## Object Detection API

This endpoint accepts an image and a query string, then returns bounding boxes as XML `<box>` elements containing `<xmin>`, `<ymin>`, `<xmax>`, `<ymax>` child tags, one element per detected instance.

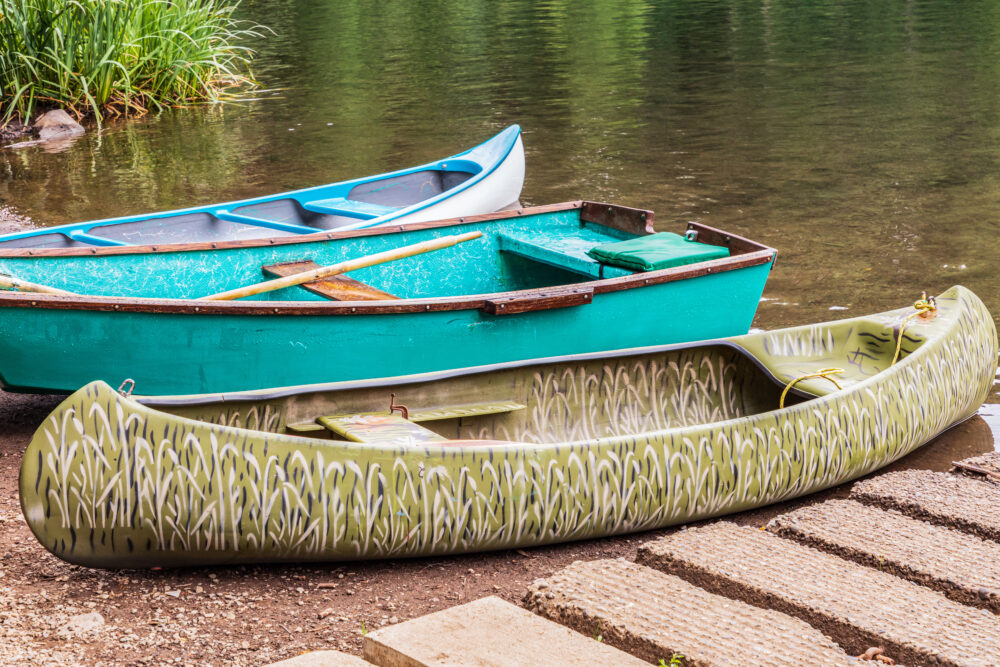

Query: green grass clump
<box><xmin>0</xmin><ymin>0</ymin><xmax>264</xmax><ymax>124</ymax></box>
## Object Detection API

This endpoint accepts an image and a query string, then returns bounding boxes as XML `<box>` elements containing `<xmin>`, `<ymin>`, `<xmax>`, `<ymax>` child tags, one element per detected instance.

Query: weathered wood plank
<box><xmin>263</xmin><ymin>261</ymin><xmax>399</xmax><ymax>301</ymax></box>
<box><xmin>316</xmin><ymin>413</ymin><xmax>446</xmax><ymax>444</ymax></box>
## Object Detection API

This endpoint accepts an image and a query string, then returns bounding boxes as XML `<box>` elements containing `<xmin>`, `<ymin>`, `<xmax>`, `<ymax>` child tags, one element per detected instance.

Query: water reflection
<box><xmin>2</xmin><ymin>0</ymin><xmax>1000</xmax><ymax>335</ymax></box>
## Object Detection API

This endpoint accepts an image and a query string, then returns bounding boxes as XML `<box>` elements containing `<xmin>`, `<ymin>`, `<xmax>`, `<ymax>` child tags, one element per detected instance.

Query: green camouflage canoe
<box><xmin>20</xmin><ymin>286</ymin><xmax>997</xmax><ymax>568</ymax></box>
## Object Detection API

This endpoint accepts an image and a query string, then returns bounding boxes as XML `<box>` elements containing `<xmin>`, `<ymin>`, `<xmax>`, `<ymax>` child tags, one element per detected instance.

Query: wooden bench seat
<box><xmin>316</xmin><ymin>413</ymin><xmax>446</xmax><ymax>444</ymax></box>
<box><xmin>288</xmin><ymin>400</ymin><xmax>525</xmax><ymax>438</ymax></box>
<box><xmin>262</xmin><ymin>261</ymin><xmax>399</xmax><ymax>301</ymax></box>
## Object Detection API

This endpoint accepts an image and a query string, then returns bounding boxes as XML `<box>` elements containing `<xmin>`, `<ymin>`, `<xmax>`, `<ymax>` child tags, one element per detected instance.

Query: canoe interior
<box><xmin>0</xmin><ymin>171</ymin><xmax>476</xmax><ymax>249</ymax></box>
<box><xmin>0</xmin><ymin>207</ymin><xmax>719</xmax><ymax>300</ymax></box>
<box><xmin>155</xmin><ymin>304</ymin><xmax>938</xmax><ymax>443</ymax></box>
<box><xmin>161</xmin><ymin>326</ymin><xmax>926</xmax><ymax>444</ymax></box>
<box><xmin>0</xmin><ymin>124</ymin><xmax>521</xmax><ymax>250</ymax></box>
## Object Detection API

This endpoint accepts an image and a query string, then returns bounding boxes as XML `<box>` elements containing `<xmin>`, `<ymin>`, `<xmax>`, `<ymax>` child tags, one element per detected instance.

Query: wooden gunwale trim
<box><xmin>0</xmin><ymin>246</ymin><xmax>776</xmax><ymax>316</ymax></box>
<box><xmin>685</xmin><ymin>221</ymin><xmax>771</xmax><ymax>256</ymax></box>
<box><xmin>0</xmin><ymin>201</ymin><xmax>587</xmax><ymax>258</ymax></box>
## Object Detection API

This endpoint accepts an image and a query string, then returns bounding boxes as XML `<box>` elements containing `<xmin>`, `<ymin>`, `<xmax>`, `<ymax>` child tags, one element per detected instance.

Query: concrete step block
<box><xmin>769</xmin><ymin>498</ymin><xmax>1000</xmax><ymax>613</ymax></box>
<box><xmin>363</xmin><ymin>595</ymin><xmax>646</xmax><ymax>666</ymax></box>
<box><xmin>638</xmin><ymin>521</ymin><xmax>1000</xmax><ymax>666</ymax></box>
<box><xmin>851</xmin><ymin>470</ymin><xmax>1000</xmax><ymax>542</ymax></box>
<box><xmin>525</xmin><ymin>557</ymin><xmax>855</xmax><ymax>666</ymax></box>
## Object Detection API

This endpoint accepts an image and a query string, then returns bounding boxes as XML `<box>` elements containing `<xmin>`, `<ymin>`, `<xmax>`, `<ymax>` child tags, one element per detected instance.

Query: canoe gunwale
<box><xmin>133</xmin><ymin>286</ymin><xmax>993</xmax><ymax>447</ymax></box>
<box><xmin>0</xmin><ymin>125</ymin><xmax>524</xmax><ymax>250</ymax></box>
<box><xmin>135</xmin><ymin>338</ymin><xmax>811</xmax><ymax>408</ymax></box>
<box><xmin>0</xmin><ymin>198</ymin><xmax>575</xmax><ymax>260</ymax></box>
<box><xmin>0</xmin><ymin>204</ymin><xmax>777</xmax><ymax>317</ymax></box>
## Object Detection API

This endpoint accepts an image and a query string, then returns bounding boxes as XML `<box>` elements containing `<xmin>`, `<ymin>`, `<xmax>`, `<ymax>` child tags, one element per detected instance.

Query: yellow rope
<box><xmin>890</xmin><ymin>293</ymin><xmax>937</xmax><ymax>366</ymax></box>
<box><xmin>779</xmin><ymin>368</ymin><xmax>844</xmax><ymax>409</ymax></box>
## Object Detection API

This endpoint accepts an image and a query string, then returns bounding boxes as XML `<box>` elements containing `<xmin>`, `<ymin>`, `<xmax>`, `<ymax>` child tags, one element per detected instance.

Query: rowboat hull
<box><xmin>19</xmin><ymin>286</ymin><xmax>996</xmax><ymax>568</ymax></box>
<box><xmin>0</xmin><ymin>126</ymin><xmax>524</xmax><ymax>249</ymax></box>
<box><xmin>0</xmin><ymin>202</ymin><xmax>775</xmax><ymax>394</ymax></box>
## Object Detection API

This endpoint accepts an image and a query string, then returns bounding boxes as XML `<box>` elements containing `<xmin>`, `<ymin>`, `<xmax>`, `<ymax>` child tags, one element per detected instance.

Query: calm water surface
<box><xmin>1</xmin><ymin>0</ymin><xmax>999</xmax><ymax>442</ymax></box>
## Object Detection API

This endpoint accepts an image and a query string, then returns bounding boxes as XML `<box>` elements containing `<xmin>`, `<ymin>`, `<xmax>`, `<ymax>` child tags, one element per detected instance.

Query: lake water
<box><xmin>1</xmin><ymin>0</ymin><xmax>999</xmax><ymax>446</ymax></box>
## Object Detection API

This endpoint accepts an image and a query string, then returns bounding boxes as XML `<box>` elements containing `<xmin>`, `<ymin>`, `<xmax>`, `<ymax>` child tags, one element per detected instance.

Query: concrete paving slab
<box><xmin>524</xmin><ymin>558</ymin><xmax>854</xmax><ymax>666</ymax></box>
<box><xmin>851</xmin><ymin>470</ymin><xmax>1000</xmax><ymax>542</ymax></box>
<box><xmin>638</xmin><ymin>521</ymin><xmax>1000</xmax><ymax>667</ymax></box>
<box><xmin>952</xmin><ymin>451</ymin><xmax>1000</xmax><ymax>480</ymax></box>
<box><xmin>769</xmin><ymin>499</ymin><xmax>1000</xmax><ymax>613</ymax></box>
<box><xmin>267</xmin><ymin>650</ymin><xmax>374</xmax><ymax>666</ymax></box>
<box><xmin>363</xmin><ymin>595</ymin><xmax>646</xmax><ymax>667</ymax></box>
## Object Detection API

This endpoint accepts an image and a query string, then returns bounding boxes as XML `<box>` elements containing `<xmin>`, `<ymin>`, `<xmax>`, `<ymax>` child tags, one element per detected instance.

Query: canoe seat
<box><xmin>262</xmin><ymin>261</ymin><xmax>399</xmax><ymax>301</ymax></box>
<box><xmin>302</xmin><ymin>198</ymin><xmax>398</xmax><ymax>220</ymax></box>
<box><xmin>287</xmin><ymin>400</ymin><xmax>524</xmax><ymax>435</ymax></box>
<box><xmin>316</xmin><ymin>413</ymin><xmax>447</xmax><ymax>444</ymax></box>
<box><xmin>497</xmin><ymin>230</ymin><xmax>634</xmax><ymax>279</ymax></box>
<box><xmin>407</xmin><ymin>400</ymin><xmax>526</xmax><ymax>422</ymax></box>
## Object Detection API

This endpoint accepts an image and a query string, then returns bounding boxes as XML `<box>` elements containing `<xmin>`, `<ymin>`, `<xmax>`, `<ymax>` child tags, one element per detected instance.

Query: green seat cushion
<box><xmin>586</xmin><ymin>232</ymin><xmax>730</xmax><ymax>271</ymax></box>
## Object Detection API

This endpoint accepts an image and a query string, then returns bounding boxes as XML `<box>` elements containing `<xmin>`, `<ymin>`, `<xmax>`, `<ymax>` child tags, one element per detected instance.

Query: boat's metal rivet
<box><xmin>91</xmin><ymin>249</ymin><xmax>97</xmax><ymax>254</ymax></box>
<box><xmin>274</xmin><ymin>307</ymin><xmax>280</xmax><ymax>313</ymax></box>
<box><xmin>211</xmin><ymin>243</ymin><xmax>217</xmax><ymax>248</ymax></box>
<box><xmin>517</xmin><ymin>210</ymin><xmax>522</xmax><ymax>215</ymax></box>
<box><xmin>459</xmin><ymin>218</ymin><xmax>464</xmax><ymax>223</ymax></box>
<box><xmin>327</xmin><ymin>233</ymin><xmax>333</xmax><ymax>239</ymax></box>
<box><xmin>269</xmin><ymin>239</ymin><xmax>275</xmax><ymax>244</ymax></box>
<box><xmin>641</xmin><ymin>213</ymin><xmax>647</xmax><ymax>220</ymax></box>
<box><xmin>28</xmin><ymin>250</ymin><xmax>34</xmax><ymax>255</ymax></box>
<box><xmin>351</xmin><ymin>307</ymin><xmax>356</xmax><ymax>313</ymax></box>
<box><xmin>194</xmin><ymin>306</ymin><xmax>200</xmax><ymax>312</ymax></box>
<box><xmin>114</xmin><ymin>304</ymin><xmax>119</xmax><ymax>310</ymax></box>
<box><xmin>500</xmin><ymin>303</ymin><xmax>505</xmax><ymax>309</ymax></box>
<box><xmin>607</xmin><ymin>207</ymin><xmax>613</xmax><ymax>213</ymax></box>
<box><xmin>425</xmin><ymin>305</ymin><xmax>431</xmax><ymax>310</ymax></box>
<box><xmin>31</xmin><ymin>301</ymin><xmax>36</xmax><ymax>306</ymax></box>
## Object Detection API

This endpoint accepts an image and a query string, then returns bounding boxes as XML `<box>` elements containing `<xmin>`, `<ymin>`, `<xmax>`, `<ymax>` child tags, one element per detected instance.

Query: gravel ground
<box><xmin>0</xmin><ymin>391</ymin><xmax>994</xmax><ymax>666</ymax></box>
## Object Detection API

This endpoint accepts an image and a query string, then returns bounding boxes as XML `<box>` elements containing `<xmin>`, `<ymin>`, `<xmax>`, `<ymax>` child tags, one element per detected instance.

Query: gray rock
<box><xmin>64</xmin><ymin>611</ymin><xmax>105</xmax><ymax>635</ymax></box>
<box><xmin>33</xmin><ymin>110</ymin><xmax>85</xmax><ymax>141</ymax></box>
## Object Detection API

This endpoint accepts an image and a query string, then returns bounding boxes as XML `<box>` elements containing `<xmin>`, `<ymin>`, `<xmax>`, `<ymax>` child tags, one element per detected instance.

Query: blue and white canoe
<box><xmin>0</xmin><ymin>125</ymin><xmax>524</xmax><ymax>250</ymax></box>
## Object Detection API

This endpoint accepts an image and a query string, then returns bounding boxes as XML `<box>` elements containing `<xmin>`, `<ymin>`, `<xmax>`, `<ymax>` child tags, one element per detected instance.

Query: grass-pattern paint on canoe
<box><xmin>19</xmin><ymin>287</ymin><xmax>997</xmax><ymax>567</ymax></box>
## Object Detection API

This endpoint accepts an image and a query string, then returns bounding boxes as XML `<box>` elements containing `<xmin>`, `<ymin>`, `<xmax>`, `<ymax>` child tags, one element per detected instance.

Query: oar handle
<box><xmin>198</xmin><ymin>230</ymin><xmax>484</xmax><ymax>301</ymax></box>
<box><xmin>0</xmin><ymin>274</ymin><xmax>78</xmax><ymax>296</ymax></box>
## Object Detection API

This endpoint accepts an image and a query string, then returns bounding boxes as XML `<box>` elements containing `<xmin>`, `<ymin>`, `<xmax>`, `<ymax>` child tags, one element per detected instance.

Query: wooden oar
<box><xmin>0</xmin><ymin>273</ymin><xmax>78</xmax><ymax>296</ymax></box>
<box><xmin>198</xmin><ymin>231</ymin><xmax>484</xmax><ymax>301</ymax></box>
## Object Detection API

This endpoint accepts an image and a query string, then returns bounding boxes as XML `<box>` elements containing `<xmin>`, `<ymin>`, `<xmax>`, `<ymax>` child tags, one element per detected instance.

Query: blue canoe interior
<box><xmin>0</xmin><ymin>125</ymin><xmax>522</xmax><ymax>250</ymax></box>
<box><xmin>0</xmin><ymin>203</ymin><xmax>774</xmax><ymax>303</ymax></box>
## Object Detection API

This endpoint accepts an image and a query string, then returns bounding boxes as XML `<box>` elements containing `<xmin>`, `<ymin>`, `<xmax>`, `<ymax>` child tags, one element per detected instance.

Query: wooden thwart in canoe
<box><xmin>262</xmin><ymin>262</ymin><xmax>399</xmax><ymax>301</ymax></box>
<box><xmin>198</xmin><ymin>231</ymin><xmax>483</xmax><ymax>301</ymax></box>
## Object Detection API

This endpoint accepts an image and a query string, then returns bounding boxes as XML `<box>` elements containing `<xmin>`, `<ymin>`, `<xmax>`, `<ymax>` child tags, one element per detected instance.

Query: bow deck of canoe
<box><xmin>0</xmin><ymin>202</ymin><xmax>775</xmax><ymax>394</ymax></box>
<box><xmin>19</xmin><ymin>286</ymin><xmax>996</xmax><ymax>568</ymax></box>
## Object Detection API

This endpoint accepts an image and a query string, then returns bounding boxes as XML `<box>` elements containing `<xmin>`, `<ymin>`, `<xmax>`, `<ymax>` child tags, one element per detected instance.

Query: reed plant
<box><xmin>0</xmin><ymin>0</ymin><xmax>263</xmax><ymax>124</ymax></box>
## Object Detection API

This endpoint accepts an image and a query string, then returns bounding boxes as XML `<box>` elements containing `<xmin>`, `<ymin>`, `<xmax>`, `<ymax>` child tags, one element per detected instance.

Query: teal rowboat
<box><xmin>19</xmin><ymin>286</ymin><xmax>996</xmax><ymax>567</ymax></box>
<box><xmin>0</xmin><ymin>126</ymin><xmax>524</xmax><ymax>249</ymax></box>
<box><xmin>0</xmin><ymin>202</ymin><xmax>775</xmax><ymax>395</ymax></box>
